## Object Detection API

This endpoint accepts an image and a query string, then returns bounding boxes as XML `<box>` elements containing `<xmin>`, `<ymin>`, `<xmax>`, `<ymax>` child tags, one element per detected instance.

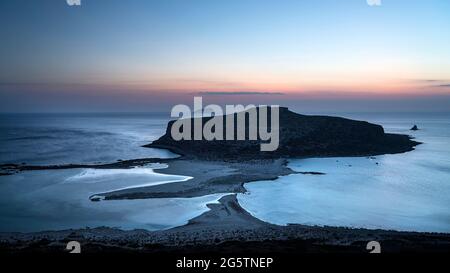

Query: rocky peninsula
<box><xmin>0</xmin><ymin>108</ymin><xmax>437</xmax><ymax>254</ymax></box>
<box><xmin>146</xmin><ymin>107</ymin><xmax>420</xmax><ymax>160</ymax></box>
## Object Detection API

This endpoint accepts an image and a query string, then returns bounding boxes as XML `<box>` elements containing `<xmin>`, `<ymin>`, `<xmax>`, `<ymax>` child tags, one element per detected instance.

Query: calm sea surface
<box><xmin>1</xmin><ymin>113</ymin><xmax>449</xmax><ymax>232</ymax></box>
<box><xmin>239</xmin><ymin>112</ymin><xmax>450</xmax><ymax>232</ymax></box>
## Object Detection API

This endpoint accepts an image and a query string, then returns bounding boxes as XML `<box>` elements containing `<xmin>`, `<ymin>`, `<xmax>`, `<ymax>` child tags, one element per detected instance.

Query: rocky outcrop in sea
<box><xmin>146</xmin><ymin>107</ymin><xmax>420</xmax><ymax>160</ymax></box>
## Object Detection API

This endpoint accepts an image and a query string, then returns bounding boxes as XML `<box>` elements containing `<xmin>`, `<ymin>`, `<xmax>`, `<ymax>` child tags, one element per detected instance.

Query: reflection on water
<box><xmin>1</xmin><ymin>113</ymin><xmax>450</xmax><ymax>233</ymax></box>
<box><xmin>0</xmin><ymin>114</ymin><xmax>217</xmax><ymax>233</ymax></box>
<box><xmin>0</xmin><ymin>167</ymin><xmax>222</xmax><ymax>232</ymax></box>
<box><xmin>238</xmin><ymin>114</ymin><xmax>450</xmax><ymax>233</ymax></box>
<box><xmin>64</xmin><ymin>164</ymin><xmax>192</xmax><ymax>192</ymax></box>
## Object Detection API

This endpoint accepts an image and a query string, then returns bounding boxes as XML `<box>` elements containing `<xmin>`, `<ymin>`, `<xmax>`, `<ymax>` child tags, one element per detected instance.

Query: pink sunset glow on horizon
<box><xmin>1</xmin><ymin>0</ymin><xmax>450</xmax><ymax>112</ymax></box>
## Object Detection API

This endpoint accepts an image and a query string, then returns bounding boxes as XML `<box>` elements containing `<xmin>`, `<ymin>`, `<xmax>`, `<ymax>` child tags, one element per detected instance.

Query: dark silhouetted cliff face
<box><xmin>146</xmin><ymin>107</ymin><xmax>420</xmax><ymax>160</ymax></box>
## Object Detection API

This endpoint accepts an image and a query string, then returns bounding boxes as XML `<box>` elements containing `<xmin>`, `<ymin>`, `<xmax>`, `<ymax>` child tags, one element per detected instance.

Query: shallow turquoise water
<box><xmin>1</xmin><ymin>113</ymin><xmax>449</xmax><ymax>233</ymax></box>
<box><xmin>238</xmin><ymin>113</ymin><xmax>450</xmax><ymax>233</ymax></box>
<box><xmin>0</xmin><ymin>166</ymin><xmax>223</xmax><ymax>232</ymax></box>
<box><xmin>0</xmin><ymin>114</ymin><xmax>222</xmax><ymax>232</ymax></box>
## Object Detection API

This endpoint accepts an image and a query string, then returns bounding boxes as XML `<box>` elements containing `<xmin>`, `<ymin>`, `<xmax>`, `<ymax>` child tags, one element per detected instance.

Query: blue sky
<box><xmin>1</xmin><ymin>0</ymin><xmax>450</xmax><ymax>112</ymax></box>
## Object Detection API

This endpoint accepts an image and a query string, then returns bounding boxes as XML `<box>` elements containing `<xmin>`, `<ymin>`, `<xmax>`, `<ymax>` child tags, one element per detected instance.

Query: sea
<box><xmin>0</xmin><ymin>112</ymin><xmax>449</xmax><ymax>233</ymax></box>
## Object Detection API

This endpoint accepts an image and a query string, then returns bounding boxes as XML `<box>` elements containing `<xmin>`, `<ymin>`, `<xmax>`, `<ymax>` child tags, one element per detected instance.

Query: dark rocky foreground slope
<box><xmin>146</xmin><ymin>107</ymin><xmax>420</xmax><ymax>160</ymax></box>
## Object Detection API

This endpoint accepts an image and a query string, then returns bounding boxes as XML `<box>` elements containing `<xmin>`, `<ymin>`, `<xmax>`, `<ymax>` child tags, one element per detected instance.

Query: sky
<box><xmin>1</xmin><ymin>0</ymin><xmax>450</xmax><ymax>113</ymax></box>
